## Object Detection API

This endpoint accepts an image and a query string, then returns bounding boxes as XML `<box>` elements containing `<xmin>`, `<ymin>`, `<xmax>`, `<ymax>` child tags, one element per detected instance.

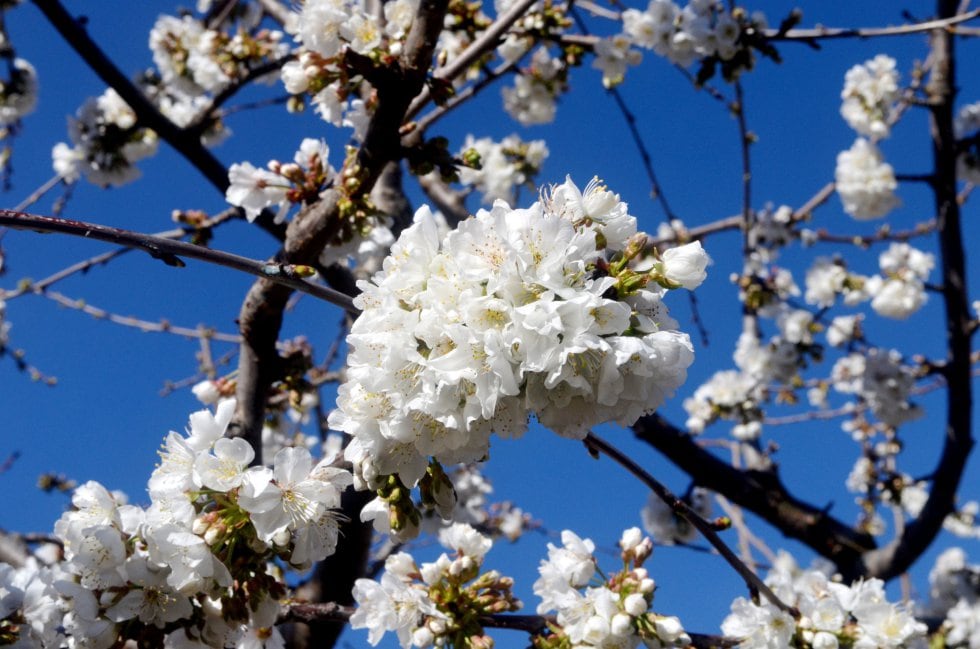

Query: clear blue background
<box><xmin>1</xmin><ymin>0</ymin><xmax>978</xmax><ymax>643</ymax></box>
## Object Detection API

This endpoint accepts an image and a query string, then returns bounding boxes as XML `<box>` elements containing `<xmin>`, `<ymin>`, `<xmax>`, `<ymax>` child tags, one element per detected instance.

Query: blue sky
<box><xmin>1</xmin><ymin>0</ymin><xmax>979</xmax><ymax>643</ymax></box>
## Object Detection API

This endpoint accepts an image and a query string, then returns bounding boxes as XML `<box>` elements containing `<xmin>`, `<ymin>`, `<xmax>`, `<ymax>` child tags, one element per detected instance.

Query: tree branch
<box><xmin>763</xmin><ymin>8</ymin><xmax>980</xmax><ymax>42</ymax></box>
<box><xmin>632</xmin><ymin>414</ymin><xmax>878</xmax><ymax>581</ymax></box>
<box><xmin>583</xmin><ymin>432</ymin><xmax>799</xmax><ymax>618</ymax></box>
<box><xmin>30</xmin><ymin>0</ymin><xmax>287</xmax><ymax>240</ymax></box>
<box><xmin>859</xmin><ymin>0</ymin><xmax>975</xmax><ymax>581</ymax></box>
<box><xmin>0</xmin><ymin>209</ymin><xmax>356</xmax><ymax>312</ymax></box>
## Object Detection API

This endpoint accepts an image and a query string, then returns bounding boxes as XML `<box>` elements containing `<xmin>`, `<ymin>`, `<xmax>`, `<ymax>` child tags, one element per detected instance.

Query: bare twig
<box><xmin>632</xmin><ymin>414</ymin><xmax>877</xmax><ymax>580</ymax></box>
<box><xmin>762</xmin><ymin>8</ymin><xmax>980</xmax><ymax>42</ymax></box>
<box><xmin>0</xmin><ymin>210</ymin><xmax>357</xmax><ymax>313</ymax></box>
<box><xmin>583</xmin><ymin>432</ymin><xmax>799</xmax><ymax>618</ymax></box>
<box><xmin>1</xmin><ymin>209</ymin><xmax>239</xmax><ymax>301</ymax></box>
<box><xmin>36</xmin><ymin>289</ymin><xmax>242</xmax><ymax>342</ymax></box>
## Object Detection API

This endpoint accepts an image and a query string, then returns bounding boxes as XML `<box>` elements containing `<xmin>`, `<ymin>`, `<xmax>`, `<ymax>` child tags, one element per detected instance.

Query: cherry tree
<box><xmin>1</xmin><ymin>1</ymin><xmax>979</xmax><ymax>648</ymax></box>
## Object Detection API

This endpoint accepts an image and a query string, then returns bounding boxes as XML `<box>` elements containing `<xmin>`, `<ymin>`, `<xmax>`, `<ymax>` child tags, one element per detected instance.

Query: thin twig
<box><xmin>36</xmin><ymin>289</ymin><xmax>242</xmax><ymax>342</ymax></box>
<box><xmin>568</xmin><ymin>6</ymin><xmax>677</xmax><ymax>220</ymax></box>
<box><xmin>1</xmin><ymin>209</ymin><xmax>239</xmax><ymax>301</ymax></box>
<box><xmin>405</xmin><ymin>0</ymin><xmax>541</xmax><ymax>119</ymax></box>
<box><xmin>582</xmin><ymin>432</ymin><xmax>799</xmax><ymax>618</ymax></box>
<box><xmin>12</xmin><ymin>174</ymin><xmax>63</xmax><ymax>212</ymax></box>
<box><xmin>763</xmin><ymin>8</ymin><xmax>980</xmax><ymax>42</ymax></box>
<box><xmin>0</xmin><ymin>210</ymin><xmax>357</xmax><ymax>313</ymax></box>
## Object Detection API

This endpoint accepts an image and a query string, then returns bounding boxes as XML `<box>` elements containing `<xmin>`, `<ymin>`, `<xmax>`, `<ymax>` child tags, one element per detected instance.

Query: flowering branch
<box><xmin>405</xmin><ymin>0</ymin><xmax>541</xmax><ymax>119</ymax></box>
<box><xmin>0</xmin><ymin>209</ymin><xmax>357</xmax><ymax>312</ymax></box>
<box><xmin>230</xmin><ymin>2</ymin><xmax>453</xmax><ymax>646</ymax></box>
<box><xmin>30</xmin><ymin>0</ymin><xmax>287</xmax><ymax>240</ymax></box>
<box><xmin>859</xmin><ymin>0</ymin><xmax>976</xmax><ymax>581</ymax></box>
<box><xmin>582</xmin><ymin>432</ymin><xmax>800</xmax><ymax>618</ymax></box>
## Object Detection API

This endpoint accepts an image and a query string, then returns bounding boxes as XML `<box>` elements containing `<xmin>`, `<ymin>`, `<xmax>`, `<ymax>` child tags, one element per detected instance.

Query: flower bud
<box><xmin>412</xmin><ymin>626</ymin><xmax>435</xmax><ymax>648</ymax></box>
<box><xmin>624</xmin><ymin>593</ymin><xmax>648</xmax><ymax>617</ymax></box>
<box><xmin>654</xmin><ymin>616</ymin><xmax>686</xmax><ymax>641</ymax></box>
<box><xmin>273</xmin><ymin>528</ymin><xmax>291</xmax><ymax>547</ymax></box>
<box><xmin>611</xmin><ymin>613</ymin><xmax>633</xmax><ymax>637</ymax></box>
<box><xmin>812</xmin><ymin>632</ymin><xmax>838</xmax><ymax>649</ymax></box>
<box><xmin>659</xmin><ymin>241</ymin><xmax>710</xmax><ymax>290</ymax></box>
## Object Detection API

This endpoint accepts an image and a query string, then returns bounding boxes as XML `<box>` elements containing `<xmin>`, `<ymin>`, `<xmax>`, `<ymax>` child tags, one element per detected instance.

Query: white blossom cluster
<box><xmin>683</xmin><ymin>368</ymin><xmax>764</xmax><ymax>439</ymax></box>
<box><xmin>620</xmin><ymin>0</ymin><xmax>764</xmax><ymax>68</ymax></box>
<box><xmin>225</xmin><ymin>137</ymin><xmax>335</xmax><ymax>221</ymax></box>
<box><xmin>831</xmin><ymin>348</ymin><xmax>921</xmax><ymax>429</ymax></box>
<box><xmin>845</xmin><ymin>463</ymin><xmax>980</xmax><ymax>540</ymax></box>
<box><xmin>834</xmin><ymin>138</ymin><xmax>900</xmax><ymax>220</ymax></box>
<box><xmin>457</xmin><ymin>134</ymin><xmax>549</xmax><ymax>204</ymax></box>
<box><xmin>0</xmin><ymin>57</ymin><xmax>37</xmax><ymax>127</ymax></box>
<box><xmin>52</xmin><ymin>9</ymin><xmax>289</xmax><ymax>187</ymax></box>
<box><xmin>279</xmin><ymin>0</ymin><xmax>419</xmax><ymax>129</ymax></box>
<box><xmin>533</xmin><ymin>528</ymin><xmax>691</xmax><ymax>649</ymax></box>
<box><xmin>51</xmin><ymin>88</ymin><xmax>158</xmax><ymax>187</ymax></box>
<box><xmin>803</xmin><ymin>243</ymin><xmax>933</xmax><ymax>321</ymax></box>
<box><xmin>190</xmin><ymin>376</ymin><xmax>326</xmax><ymax>463</ymax></box>
<box><xmin>722</xmin><ymin>553</ymin><xmax>927</xmax><ymax>649</ymax></box>
<box><xmin>835</xmin><ymin>55</ymin><xmax>903</xmax><ymax>219</ymax></box>
<box><xmin>149</xmin><ymin>12</ymin><xmax>281</xmax><ymax>97</ymax></box>
<box><xmin>502</xmin><ymin>47</ymin><xmax>566</xmax><ymax>125</ymax></box>
<box><xmin>0</xmin><ymin>401</ymin><xmax>352</xmax><ymax>648</ymax></box>
<box><xmin>919</xmin><ymin>548</ymin><xmax>980</xmax><ymax>648</ymax></box>
<box><xmin>592</xmin><ymin>34</ymin><xmax>644</xmax><ymax>89</ymax></box>
<box><xmin>641</xmin><ymin>486</ymin><xmax>711</xmax><ymax>545</ymax></box>
<box><xmin>350</xmin><ymin>523</ymin><xmax>520</xmax><ymax>648</ymax></box>
<box><xmin>954</xmin><ymin>101</ymin><xmax>980</xmax><ymax>184</ymax></box>
<box><xmin>329</xmin><ymin>177</ymin><xmax>705</xmax><ymax>498</ymax></box>
<box><xmin>840</xmin><ymin>54</ymin><xmax>900</xmax><ymax>140</ymax></box>
<box><xmin>148</xmin><ymin>11</ymin><xmax>286</xmax><ymax>142</ymax></box>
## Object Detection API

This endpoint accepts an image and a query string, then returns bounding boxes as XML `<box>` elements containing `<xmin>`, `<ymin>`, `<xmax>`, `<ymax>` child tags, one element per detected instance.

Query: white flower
<box><xmin>592</xmin><ymin>35</ymin><xmax>642</xmax><ymax>88</ymax></box>
<box><xmin>659</xmin><ymin>241</ymin><xmax>710</xmax><ymax>289</ymax></box>
<box><xmin>840</xmin><ymin>54</ymin><xmax>900</xmax><ymax>139</ymax></box>
<box><xmin>533</xmin><ymin>530</ymin><xmax>596</xmax><ymax>613</ymax></box>
<box><xmin>194</xmin><ymin>437</ymin><xmax>255</xmax><ymax>491</ymax></box>
<box><xmin>835</xmin><ymin>138</ymin><xmax>900</xmax><ymax>219</ymax></box>
<box><xmin>827</xmin><ymin>315</ymin><xmax>862</xmax><ymax>347</ymax></box>
<box><xmin>867</xmin><ymin>276</ymin><xmax>927</xmax><ymax>319</ymax></box>
<box><xmin>225</xmin><ymin>162</ymin><xmax>289</xmax><ymax>222</ymax></box>
<box><xmin>350</xmin><ymin>573</ymin><xmax>443</xmax><ymax>648</ymax></box>
<box><xmin>438</xmin><ymin>523</ymin><xmax>492</xmax><ymax>561</ymax></box>
<box><xmin>238</xmin><ymin>447</ymin><xmax>346</xmax><ymax>546</ymax></box>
